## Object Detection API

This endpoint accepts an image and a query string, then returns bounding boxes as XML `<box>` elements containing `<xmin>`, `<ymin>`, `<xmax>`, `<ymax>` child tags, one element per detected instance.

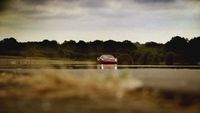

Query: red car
<box><xmin>97</xmin><ymin>55</ymin><xmax>117</xmax><ymax>64</ymax></box>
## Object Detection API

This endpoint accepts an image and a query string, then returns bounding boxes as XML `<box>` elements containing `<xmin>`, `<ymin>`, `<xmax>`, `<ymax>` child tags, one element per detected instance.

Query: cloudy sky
<box><xmin>0</xmin><ymin>0</ymin><xmax>199</xmax><ymax>43</ymax></box>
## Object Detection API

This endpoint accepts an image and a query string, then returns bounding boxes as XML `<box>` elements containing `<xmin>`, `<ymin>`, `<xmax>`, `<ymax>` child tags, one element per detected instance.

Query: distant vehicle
<box><xmin>97</xmin><ymin>54</ymin><xmax>117</xmax><ymax>64</ymax></box>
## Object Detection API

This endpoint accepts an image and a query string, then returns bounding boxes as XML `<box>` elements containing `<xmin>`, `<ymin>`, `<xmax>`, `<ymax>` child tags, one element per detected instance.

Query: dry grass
<box><xmin>0</xmin><ymin>56</ymin><xmax>95</xmax><ymax>65</ymax></box>
<box><xmin>0</xmin><ymin>70</ymin><xmax>142</xmax><ymax>99</ymax></box>
<box><xmin>0</xmin><ymin>70</ymin><xmax>199</xmax><ymax>113</ymax></box>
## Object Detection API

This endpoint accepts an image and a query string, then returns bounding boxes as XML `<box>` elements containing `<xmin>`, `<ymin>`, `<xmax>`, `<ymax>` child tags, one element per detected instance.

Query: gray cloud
<box><xmin>0</xmin><ymin>0</ymin><xmax>199</xmax><ymax>42</ymax></box>
<box><xmin>134</xmin><ymin>0</ymin><xmax>175</xmax><ymax>3</ymax></box>
<box><xmin>22</xmin><ymin>0</ymin><xmax>51</xmax><ymax>5</ymax></box>
<box><xmin>0</xmin><ymin>0</ymin><xmax>199</xmax><ymax>22</ymax></box>
<box><xmin>79</xmin><ymin>0</ymin><xmax>107</xmax><ymax>8</ymax></box>
<box><xmin>1</xmin><ymin>0</ymin><xmax>199</xmax><ymax>14</ymax></box>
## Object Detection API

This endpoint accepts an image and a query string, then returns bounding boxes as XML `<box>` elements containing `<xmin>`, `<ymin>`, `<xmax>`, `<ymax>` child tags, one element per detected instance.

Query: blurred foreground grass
<box><xmin>0</xmin><ymin>70</ymin><xmax>199</xmax><ymax>113</ymax></box>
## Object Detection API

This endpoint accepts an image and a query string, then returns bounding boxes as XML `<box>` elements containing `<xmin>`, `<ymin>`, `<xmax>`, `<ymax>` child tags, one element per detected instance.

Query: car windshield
<box><xmin>100</xmin><ymin>55</ymin><xmax>114</xmax><ymax>59</ymax></box>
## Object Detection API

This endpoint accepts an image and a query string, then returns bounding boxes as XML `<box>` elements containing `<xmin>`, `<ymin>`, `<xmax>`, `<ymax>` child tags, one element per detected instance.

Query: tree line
<box><xmin>0</xmin><ymin>36</ymin><xmax>199</xmax><ymax>65</ymax></box>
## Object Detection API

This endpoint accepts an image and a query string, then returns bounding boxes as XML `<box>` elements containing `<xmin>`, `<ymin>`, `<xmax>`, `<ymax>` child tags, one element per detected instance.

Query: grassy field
<box><xmin>0</xmin><ymin>56</ymin><xmax>96</xmax><ymax>69</ymax></box>
<box><xmin>0</xmin><ymin>69</ymin><xmax>199</xmax><ymax>113</ymax></box>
